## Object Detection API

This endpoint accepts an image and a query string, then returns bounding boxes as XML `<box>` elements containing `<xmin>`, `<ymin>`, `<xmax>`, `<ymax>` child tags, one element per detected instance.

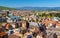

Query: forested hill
<box><xmin>0</xmin><ymin>6</ymin><xmax>16</xmax><ymax>10</ymax></box>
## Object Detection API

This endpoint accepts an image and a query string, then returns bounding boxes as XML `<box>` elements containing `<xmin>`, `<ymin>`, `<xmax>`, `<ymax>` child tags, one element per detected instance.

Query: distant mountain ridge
<box><xmin>16</xmin><ymin>7</ymin><xmax>60</xmax><ymax>11</ymax></box>
<box><xmin>0</xmin><ymin>6</ymin><xmax>60</xmax><ymax>11</ymax></box>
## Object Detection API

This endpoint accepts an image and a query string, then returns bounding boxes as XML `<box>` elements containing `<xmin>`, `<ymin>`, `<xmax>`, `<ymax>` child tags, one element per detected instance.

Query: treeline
<box><xmin>37</xmin><ymin>13</ymin><xmax>60</xmax><ymax>18</ymax></box>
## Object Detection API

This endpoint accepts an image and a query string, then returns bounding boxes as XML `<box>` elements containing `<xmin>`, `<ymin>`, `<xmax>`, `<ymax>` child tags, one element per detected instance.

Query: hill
<box><xmin>0</xmin><ymin>6</ymin><xmax>16</xmax><ymax>10</ymax></box>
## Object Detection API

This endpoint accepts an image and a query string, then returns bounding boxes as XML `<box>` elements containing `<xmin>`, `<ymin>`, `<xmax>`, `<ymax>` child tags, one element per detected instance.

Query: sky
<box><xmin>0</xmin><ymin>0</ymin><xmax>60</xmax><ymax>8</ymax></box>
